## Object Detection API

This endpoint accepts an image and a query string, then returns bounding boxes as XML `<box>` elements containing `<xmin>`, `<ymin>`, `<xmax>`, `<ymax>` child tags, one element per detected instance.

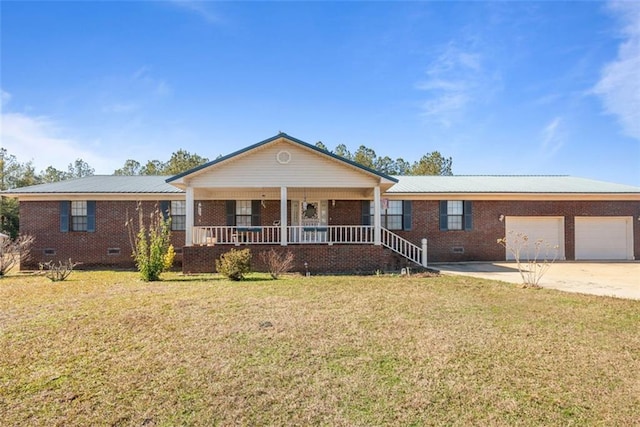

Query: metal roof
<box><xmin>388</xmin><ymin>175</ymin><xmax>640</xmax><ymax>194</ymax></box>
<box><xmin>2</xmin><ymin>174</ymin><xmax>638</xmax><ymax>196</ymax></box>
<box><xmin>2</xmin><ymin>175</ymin><xmax>183</xmax><ymax>194</ymax></box>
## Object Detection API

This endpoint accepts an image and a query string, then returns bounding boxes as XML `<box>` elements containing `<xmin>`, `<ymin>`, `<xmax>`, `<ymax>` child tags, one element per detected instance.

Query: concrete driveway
<box><xmin>433</xmin><ymin>262</ymin><xmax>640</xmax><ymax>300</ymax></box>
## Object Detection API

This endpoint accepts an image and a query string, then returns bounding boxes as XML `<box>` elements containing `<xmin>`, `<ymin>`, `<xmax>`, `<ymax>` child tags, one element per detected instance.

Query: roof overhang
<box><xmin>384</xmin><ymin>192</ymin><xmax>640</xmax><ymax>201</ymax></box>
<box><xmin>4</xmin><ymin>193</ymin><xmax>185</xmax><ymax>202</ymax></box>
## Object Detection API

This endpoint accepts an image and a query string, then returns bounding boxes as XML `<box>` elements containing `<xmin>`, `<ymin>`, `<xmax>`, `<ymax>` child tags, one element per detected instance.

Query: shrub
<box><xmin>216</xmin><ymin>248</ymin><xmax>251</xmax><ymax>281</ymax></box>
<box><xmin>498</xmin><ymin>231</ymin><xmax>559</xmax><ymax>287</ymax></box>
<box><xmin>0</xmin><ymin>234</ymin><xmax>34</xmax><ymax>277</ymax></box>
<box><xmin>39</xmin><ymin>259</ymin><xmax>79</xmax><ymax>282</ymax></box>
<box><xmin>259</xmin><ymin>248</ymin><xmax>294</xmax><ymax>279</ymax></box>
<box><xmin>126</xmin><ymin>203</ymin><xmax>172</xmax><ymax>282</ymax></box>
<box><xmin>163</xmin><ymin>244</ymin><xmax>176</xmax><ymax>272</ymax></box>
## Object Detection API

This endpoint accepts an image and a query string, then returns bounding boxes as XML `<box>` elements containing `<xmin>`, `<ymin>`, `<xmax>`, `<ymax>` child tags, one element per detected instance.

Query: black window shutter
<box><xmin>160</xmin><ymin>201</ymin><xmax>170</xmax><ymax>220</ymax></box>
<box><xmin>439</xmin><ymin>201</ymin><xmax>448</xmax><ymax>231</ymax></box>
<box><xmin>60</xmin><ymin>201</ymin><xmax>70</xmax><ymax>233</ymax></box>
<box><xmin>361</xmin><ymin>201</ymin><xmax>371</xmax><ymax>226</ymax></box>
<box><xmin>225</xmin><ymin>200</ymin><xmax>236</xmax><ymax>226</ymax></box>
<box><xmin>403</xmin><ymin>200</ymin><xmax>412</xmax><ymax>231</ymax></box>
<box><xmin>464</xmin><ymin>201</ymin><xmax>473</xmax><ymax>231</ymax></box>
<box><xmin>87</xmin><ymin>201</ymin><xmax>96</xmax><ymax>232</ymax></box>
<box><xmin>251</xmin><ymin>200</ymin><xmax>261</xmax><ymax>226</ymax></box>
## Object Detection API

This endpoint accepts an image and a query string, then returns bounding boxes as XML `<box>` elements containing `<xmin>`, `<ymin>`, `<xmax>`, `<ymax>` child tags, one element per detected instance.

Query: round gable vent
<box><xmin>276</xmin><ymin>150</ymin><xmax>291</xmax><ymax>164</ymax></box>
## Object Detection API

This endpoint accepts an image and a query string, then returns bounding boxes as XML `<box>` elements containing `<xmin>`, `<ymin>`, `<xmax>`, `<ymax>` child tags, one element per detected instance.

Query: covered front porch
<box><xmin>184</xmin><ymin>186</ymin><xmax>389</xmax><ymax>247</ymax></box>
<box><xmin>166</xmin><ymin>133</ymin><xmax>427</xmax><ymax>272</ymax></box>
<box><xmin>181</xmin><ymin>189</ymin><xmax>427</xmax><ymax>269</ymax></box>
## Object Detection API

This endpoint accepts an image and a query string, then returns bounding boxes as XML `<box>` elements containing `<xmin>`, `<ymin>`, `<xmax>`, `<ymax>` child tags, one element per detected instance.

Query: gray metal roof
<box><xmin>2</xmin><ymin>174</ymin><xmax>638</xmax><ymax>196</ymax></box>
<box><xmin>2</xmin><ymin>175</ymin><xmax>183</xmax><ymax>194</ymax></box>
<box><xmin>388</xmin><ymin>175</ymin><xmax>640</xmax><ymax>193</ymax></box>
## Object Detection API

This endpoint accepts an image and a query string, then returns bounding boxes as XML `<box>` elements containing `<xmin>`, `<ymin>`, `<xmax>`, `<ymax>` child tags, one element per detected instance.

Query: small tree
<box><xmin>498</xmin><ymin>231</ymin><xmax>559</xmax><ymax>287</ymax></box>
<box><xmin>126</xmin><ymin>203</ymin><xmax>172</xmax><ymax>281</ymax></box>
<box><xmin>259</xmin><ymin>249</ymin><xmax>295</xmax><ymax>279</ymax></box>
<box><xmin>39</xmin><ymin>259</ymin><xmax>80</xmax><ymax>282</ymax></box>
<box><xmin>216</xmin><ymin>248</ymin><xmax>251</xmax><ymax>281</ymax></box>
<box><xmin>0</xmin><ymin>234</ymin><xmax>34</xmax><ymax>276</ymax></box>
<box><xmin>163</xmin><ymin>244</ymin><xmax>176</xmax><ymax>272</ymax></box>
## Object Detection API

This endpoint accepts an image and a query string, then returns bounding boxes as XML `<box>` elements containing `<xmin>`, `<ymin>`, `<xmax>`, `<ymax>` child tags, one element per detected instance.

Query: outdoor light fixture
<box><xmin>499</xmin><ymin>214</ymin><xmax>505</xmax><ymax>222</ymax></box>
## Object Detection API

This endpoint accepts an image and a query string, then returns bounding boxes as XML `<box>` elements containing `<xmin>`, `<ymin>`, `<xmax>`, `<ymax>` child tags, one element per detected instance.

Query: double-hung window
<box><xmin>60</xmin><ymin>201</ymin><xmax>95</xmax><ymax>232</ymax></box>
<box><xmin>235</xmin><ymin>200</ymin><xmax>252</xmax><ymax>227</ymax></box>
<box><xmin>439</xmin><ymin>201</ymin><xmax>473</xmax><ymax>231</ymax></box>
<box><xmin>225</xmin><ymin>200</ymin><xmax>261</xmax><ymax>227</ymax></box>
<box><xmin>370</xmin><ymin>200</ymin><xmax>404</xmax><ymax>230</ymax></box>
<box><xmin>363</xmin><ymin>200</ymin><xmax>412</xmax><ymax>231</ymax></box>
<box><xmin>71</xmin><ymin>201</ymin><xmax>88</xmax><ymax>231</ymax></box>
<box><xmin>171</xmin><ymin>201</ymin><xmax>186</xmax><ymax>231</ymax></box>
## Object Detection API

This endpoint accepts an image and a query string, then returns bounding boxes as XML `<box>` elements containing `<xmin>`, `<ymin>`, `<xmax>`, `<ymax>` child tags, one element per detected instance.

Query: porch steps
<box><xmin>380</xmin><ymin>228</ymin><xmax>426</xmax><ymax>267</ymax></box>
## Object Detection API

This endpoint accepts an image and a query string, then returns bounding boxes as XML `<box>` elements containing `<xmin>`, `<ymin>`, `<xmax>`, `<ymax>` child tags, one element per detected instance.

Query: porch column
<box><xmin>373</xmin><ymin>185</ymin><xmax>381</xmax><ymax>245</ymax></box>
<box><xmin>280</xmin><ymin>186</ymin><xmax>288</xmax><ymax>246</ymax></box>
<box><xmin>185</xmin><ymin>185</ymin><xmax>194</xmax><ymax>246</ymax></box>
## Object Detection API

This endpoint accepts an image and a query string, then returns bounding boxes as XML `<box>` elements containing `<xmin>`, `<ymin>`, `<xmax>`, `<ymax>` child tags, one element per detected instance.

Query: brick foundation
<box><xmin>183</xmin><ymin>244</ymin><xmax>408</xmax><ymax>274</ymax></box>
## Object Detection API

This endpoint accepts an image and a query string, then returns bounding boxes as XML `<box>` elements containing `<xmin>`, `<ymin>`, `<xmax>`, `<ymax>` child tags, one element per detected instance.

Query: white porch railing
<box><xmin>192</xmin><ymin>226</ymin><xmax>280</xmax><ymax>245</ymax></box>
<box><xmin>192</xmin><ymin>225</ymin><xmax>374</xmax><ymax>246</ymax></box>
<box><xmin>380</xmin><ymin>228</ymin><xmax>426</xmax><ymax>267</ymax></box>
<box><xmin>191</xmin><ymin>225</ymin><xmax>427</xmax><ymax>267</ymax></box>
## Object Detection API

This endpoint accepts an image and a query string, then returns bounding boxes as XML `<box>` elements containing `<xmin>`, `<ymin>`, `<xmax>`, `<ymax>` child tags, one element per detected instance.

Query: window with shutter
<box><xmin>71</xmin><ymin>201</ymin><xmax>88</xmax><ymax>231</ymax></box>
<box><xmin>440</xmin><ymin>200</ymin><xmax>473</xmax><ymax>231</ymax></box>
<box><xmin>170</xmin><ymin>201</ymin><xmax>186</xmax><ymax>230</ymax></box>
<box><xmin>367</xmin><ymin>200</ymin><xmax>411</xmax><ymax>231</ymax></box>
<box><xmin>235</xmin><ymin>200</ymin><xmax>252</xmax><ymax>226</ymax></box>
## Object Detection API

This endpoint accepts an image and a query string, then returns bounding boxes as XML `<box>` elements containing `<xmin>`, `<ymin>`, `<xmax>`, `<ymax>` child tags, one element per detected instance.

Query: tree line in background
<box><xmin>0</xmin><ymin>144</ymin><xmax>452</xmax><ymax>238</ymax></box>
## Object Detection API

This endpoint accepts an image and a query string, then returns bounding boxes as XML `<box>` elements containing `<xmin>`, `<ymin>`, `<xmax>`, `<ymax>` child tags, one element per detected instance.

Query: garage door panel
<box><xmin>505</xmin><ymin>217</ymin><xmax>565</xmax><ymax>261</ymax></box>
<box><xmin>575</xmin><ymin>217</ymin><xmax>633</xmax><ymax>260</ymax></box>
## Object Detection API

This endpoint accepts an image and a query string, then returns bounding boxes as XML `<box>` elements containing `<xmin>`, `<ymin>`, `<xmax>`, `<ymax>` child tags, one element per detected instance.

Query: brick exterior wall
<box><xmin>19</xmin><ymin>198</ymin><xmax>640</xmax><ymax>271</ymax></box>
<box><xmin>394</xmin><ymin>200</ymin><xmax>640</xmax><ymax>262</ymax></box>
<box><xmin>20</xmin><ymin>200</ymin><xmax>184</xmax><ymax>270</ymax></box>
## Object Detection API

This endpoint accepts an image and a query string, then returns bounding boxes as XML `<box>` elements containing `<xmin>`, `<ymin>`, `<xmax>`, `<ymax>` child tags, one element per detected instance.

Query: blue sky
<box><xmin>1</xmin><ymin>1</ymin><xmax>639</xmax><ymax>185</ymax></box>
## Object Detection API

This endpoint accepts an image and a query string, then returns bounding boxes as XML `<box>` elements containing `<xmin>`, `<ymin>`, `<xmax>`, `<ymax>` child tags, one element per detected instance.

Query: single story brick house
<box><xmin>3</xmin><ymin>133</ymin><xmax>640</xmax><ymax>273</ymax></box>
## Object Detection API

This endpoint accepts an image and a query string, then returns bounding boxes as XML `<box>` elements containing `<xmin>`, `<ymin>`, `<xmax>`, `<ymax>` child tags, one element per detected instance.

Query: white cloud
<box><xmin>416</xmin><ymin>42</ymin><xmax>496</xmax><ymax>127</ymax></box>
<box><xmin>593</xmin><ymin>1</ymin><xmax>640</xmax><ymax>140</ymax></box>
<box><xmin>170</xmin><ymin>0</ymin><xmax>221</xmax><ymax>24</ymax></box>
<box><xmin>102</xmin><ymin>103</ymin><xmax>139</xmax><ymax>114</ymax></box>
<box><xmin>1</xmin><ymin>89</ymin><xmax>11</xmax><ymax>109</ymax></box>
<box><xmin>99</xmin><ymin>67</ymin><xmax>171</xmax><ymax>115</ymax></box>
<box><xmin>0</xmin><ymin>112</ymin><xmax>113</xmax><ymax>173</ymax></box>
<box><xmin>420</xmin><ymin>94</ymin><xmax>470</xmax><ymax>128</ymax></box>
<box><xmin>540</xmin><ymin>117</ymin><xmax>565</xmax><ymax>156</ymax></box>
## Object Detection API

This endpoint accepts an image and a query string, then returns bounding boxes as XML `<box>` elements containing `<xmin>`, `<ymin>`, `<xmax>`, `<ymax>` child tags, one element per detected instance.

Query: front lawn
<box><xmin>1</xmin><ymin>271</ymin><xmax>638</xmax><ymax>426</ymax></box>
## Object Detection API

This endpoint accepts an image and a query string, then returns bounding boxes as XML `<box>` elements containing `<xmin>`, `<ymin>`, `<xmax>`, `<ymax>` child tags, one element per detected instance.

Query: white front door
<box><xmin>291</xmin><ymin>200</ymin><xmax>328</xmax><ymax>242</ymax></box>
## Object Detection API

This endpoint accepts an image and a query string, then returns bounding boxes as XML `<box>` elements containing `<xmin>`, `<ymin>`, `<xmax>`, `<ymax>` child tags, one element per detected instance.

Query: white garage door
<box><xmin>575</xmin><ymin>217</ymin><xmax>633</xmax><ymax>260</ymax></box>
<box><xmin>504</xmin><ymin>216</ymin><xmax>565</xmax><ymax>261</ymax></box>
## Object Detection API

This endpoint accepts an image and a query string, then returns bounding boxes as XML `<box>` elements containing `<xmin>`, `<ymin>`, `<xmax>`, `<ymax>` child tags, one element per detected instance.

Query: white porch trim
<box><xmin>280</xmin><ymin>186</ymin><xmax>288</xmax><ymax>246</ymax></box>
<box><xmin>185</xmin><ymin>186</ymin><xmax>194</xmax><ymax>247</ymax></box>
<box><xmin>373</xmin><ymin>185</ymin><xmax>381</xmax><ymax>245</ymax></box>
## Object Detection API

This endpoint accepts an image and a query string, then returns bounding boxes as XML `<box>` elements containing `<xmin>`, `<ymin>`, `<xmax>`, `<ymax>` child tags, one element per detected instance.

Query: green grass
<box><xmin>1</xmin><ymin>271</ymin><xmax>639</xmax><ymax>426</ymax></box>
